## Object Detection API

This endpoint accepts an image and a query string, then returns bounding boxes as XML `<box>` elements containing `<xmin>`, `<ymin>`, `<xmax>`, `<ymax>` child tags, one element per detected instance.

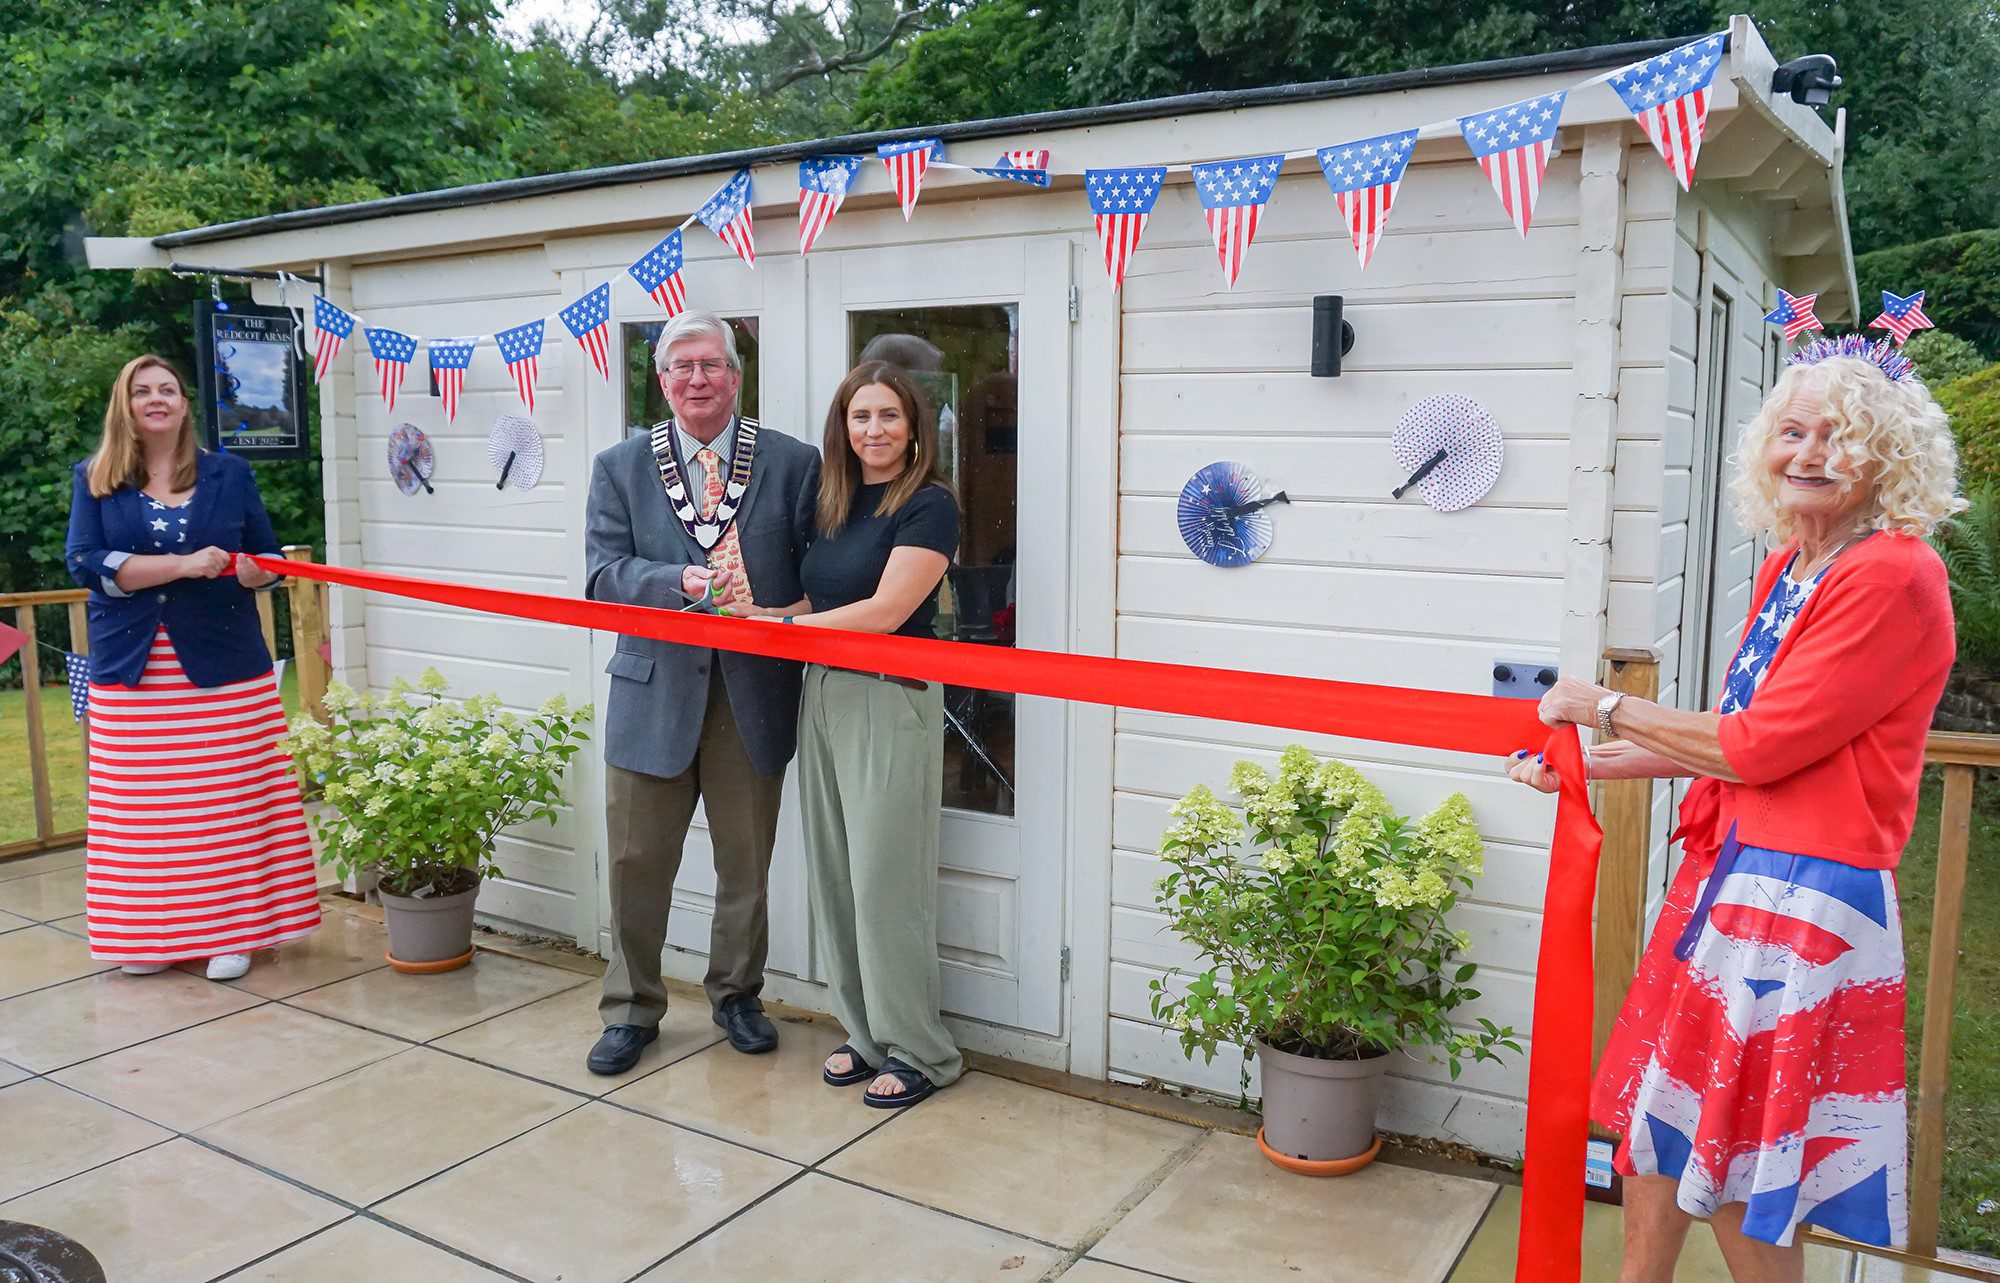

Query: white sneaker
<box><xmin>120</xmin><ymin>962</ymin><xmax>169</xmax><ymax>975</ymax></box>
<box><xmin>206</xmin><ymin>954</ymin><xmax>251</xmax><ymax>981</ymax></box>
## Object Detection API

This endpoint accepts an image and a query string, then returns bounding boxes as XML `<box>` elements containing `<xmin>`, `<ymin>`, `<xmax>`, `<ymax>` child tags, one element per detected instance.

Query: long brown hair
<box><xmin>87</xmin><ymin>355</ymin><xmax>199</xmax><ymax>498</ymax></box>
<box><xmin>816</xmin><ymin>360</ymin><xmax>950</xmax><ymax>535</ymax></box>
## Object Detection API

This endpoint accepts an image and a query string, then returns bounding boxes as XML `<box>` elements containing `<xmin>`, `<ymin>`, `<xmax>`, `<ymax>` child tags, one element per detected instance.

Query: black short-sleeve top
<box><xmin>800</xmin><ymin>481</ymin><xmax>959</xmax><ymax>637</ymax></box>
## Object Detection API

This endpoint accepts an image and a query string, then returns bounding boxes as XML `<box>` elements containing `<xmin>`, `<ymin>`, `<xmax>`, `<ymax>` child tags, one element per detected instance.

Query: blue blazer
<box><xmin>65</xmin><ymin>451</ymin><xmax>284</xmax><ymax>688</ymax></box>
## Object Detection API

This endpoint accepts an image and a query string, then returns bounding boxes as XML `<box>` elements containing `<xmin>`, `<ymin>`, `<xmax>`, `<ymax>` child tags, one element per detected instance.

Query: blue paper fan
<box><xmin>1177</xmin><ymin>461</ymin><xmax>1288</xmax><ymax>568</ymax></box>
<box><xmin>387</xmin><ymin>424</ymin><xmax>435</xmax><ymax>496</ymax></box>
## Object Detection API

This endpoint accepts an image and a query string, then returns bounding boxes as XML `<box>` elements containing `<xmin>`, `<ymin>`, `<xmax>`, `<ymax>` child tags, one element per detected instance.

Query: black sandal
<box><xmin>822</xmin><ymin>1044</ymin><xmax>877</xmax><ymax>1087</ymax></box>
<box><xmin>862</xmin><ymin>1057</ymin><xmax>936</xmax><ymax>1109</ymax></box>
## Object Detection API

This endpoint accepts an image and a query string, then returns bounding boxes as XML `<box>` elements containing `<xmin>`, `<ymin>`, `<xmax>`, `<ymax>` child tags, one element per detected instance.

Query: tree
<box><xmin>851</xmin><ymin>0</ymin><xmax>1083</xmax><ymax>129</ymax></box>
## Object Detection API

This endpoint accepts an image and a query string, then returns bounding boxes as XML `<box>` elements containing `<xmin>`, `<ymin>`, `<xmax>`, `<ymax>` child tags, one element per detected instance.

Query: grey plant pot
<box><xmin>1255</xmin><ymin>1037</ymin><xmax>1388</xmax><ymax>1167</ymax></box>
<box><xmin>378</xmin><ymin>885</ymin><xmax>479</xmax><ymax>971</ymax></box>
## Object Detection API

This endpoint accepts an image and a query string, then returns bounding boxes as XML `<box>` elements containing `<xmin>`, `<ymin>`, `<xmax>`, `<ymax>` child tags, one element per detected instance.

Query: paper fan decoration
<box><xmin>487</xmin><ymin>414</ymin><xmax>545</xmax><ymax>491</ymax></box>
<box><xmin>1177</xmin><ymin>461</ymin><xmax>1289</xmax><ymax>568</ymax></box>
<box><xmin>387</xmin><ymin>424</ymin><xmax>436</xmax><ymax>496</ymax></box>
<box><xmin>1390</xmin><ymin>395</ymin><xmax>1504</xmax><ymax>512</ymax></box>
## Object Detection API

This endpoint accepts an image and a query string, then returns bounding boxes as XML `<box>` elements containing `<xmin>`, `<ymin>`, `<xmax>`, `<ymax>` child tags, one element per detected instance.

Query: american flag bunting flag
<box><xmin>628</xmin><ymin>232</ymin><xmax>688</xmax><ymax>315</ymax></box>
<box><xmin>310</xmin><ymin>295</ymin><xmax>355</xmax><ymax>383</ymax></box>
<box><xmin>877</xmin><ymin>139</ymin><xmax>944</xmax><ymax>221</ymax></box>
<box><xmin>697</xmin><ymin>169</ymin><xmax>758</xmax><ymax>267</ymax></box>
<box><xmin>1608</xmin><ymin>34</ymin><xmax>1726</xmax><ymax>190</ymax></box>
<box><xmin>428</xmin><ymin>338</ymin><xmax>477</xmax><ymax>424</ymax></box>
<box><xmin>1459</xmin><ymin>91</ymin><xmax>1566</xmax><ymax>237</ymax></box>
<box><xmin>494</xmin><ymin>319</ymin><xmax>545</xmax><ymax>413</ymax></box>
<box><xmin>65</xmin><ymin>651</ymin><xmax>90</xmax><ymax>722</ymax></box>
<box><xmin>1870</xmin><ymin>290</ymin><xmax>1935</xmax><ymax>345</ymax></box>
<box><xmin>1191</xmin><ymin>154</ymin><xmax>1284</xmax><ymax>289</ymax></box>
<box><xmin>1764</xmin><ymin>290</ymin><xmax>1822</xmax><ymax>342</ymax></box>
<box><xmin>976</xmin><ymin>150</ymin><xmax>1052</xmax><ymax>187</ymax></box>
<box><xmin>1085</xmin><ymin>167</ymin><xmax>1165</xmax><ymax>290</ymax></box>
<box><xmin>365</xmin><ymin>327</ymin><xmax>418</xmax><ymax>415</ymax></box>
<box><xmin>1316</xmin><ymin>130</ymin><xmax>1417</xmax><ymax>269</ymax></box>
<box><xmin>798</xmin><ymin>157</ymin><xmax>864</xmax><ymax>254</ymax></box>
<box><xmin>560</xmin><ymin>284</ymin><xmax>614</xmax><ymax>380</ymax></box>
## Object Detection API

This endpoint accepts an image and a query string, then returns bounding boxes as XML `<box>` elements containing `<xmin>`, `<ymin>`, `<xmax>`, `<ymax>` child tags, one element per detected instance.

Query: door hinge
<box><xmin>1068</xmin><ymin>285</ymin><xmax>1079</xmax><ymax>324</ymax></box>
<box><xmin>1060</xmin><ymin>945</ymin><xmax>1072</xmax><ymax>982</ymax></box>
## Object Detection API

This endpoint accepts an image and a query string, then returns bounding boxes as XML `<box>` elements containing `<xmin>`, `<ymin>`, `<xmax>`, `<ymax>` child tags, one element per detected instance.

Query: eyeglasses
<box><xmin>665</xmin><ymin>359</ymin><xmax>733</xmax><ymax>380</ymax></box>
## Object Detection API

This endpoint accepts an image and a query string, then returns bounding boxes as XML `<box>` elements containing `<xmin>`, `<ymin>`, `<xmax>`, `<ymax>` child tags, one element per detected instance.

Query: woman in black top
<box><xmin>748</xmin><ymin>360</ymin><xmax>963</xmax><ymax>1107</ymax></box>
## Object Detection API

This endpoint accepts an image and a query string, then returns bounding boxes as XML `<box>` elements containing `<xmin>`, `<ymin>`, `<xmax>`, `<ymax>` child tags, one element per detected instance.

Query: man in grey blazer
<box><xmin>584</xmin><ymin>312</ymin><xmax>819</xmax><ymax>1074</ymax></box>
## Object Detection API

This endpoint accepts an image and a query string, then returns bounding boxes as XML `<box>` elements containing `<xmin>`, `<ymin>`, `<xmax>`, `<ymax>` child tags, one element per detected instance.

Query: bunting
<box><xmin>311</xmin><ymin>296</ymin><xmax>355</xmax><ymax>383</ymax></box>
<box><xmin>798</xmin><ymin>156</ymin><xmax>864</xmax><ymax>254</ymax></box>
<box><xmin>629</xmin><ymin>232</ymin><xmax>688</xmax><ymax>315</ymax></box>
<box><xmin>559</xmin><ymin>284</ymin><xmax>613</xmax><ymax>380</ymax></box>
<box><xmin>494</xmin><ymin>319</ymin><xmax>545</xmax><ymax>413</ymax></box>
<box><xmin>1317</xmin><ymin>130</ymin><xmax>1417</xmax><ymax>270</ymax></box>
<box><xmin>1192</xmin><ymin>154</ymin><xmax>1283</xmax><ymax>288</ymax></box>
<box><xmin>1086</xmin><ymin>166</ymin><xmax>1166</xmax><ymax>290</ymax></box>
<box><xmin>878</xmin><ymin>138</ymin><xmax>944</xmax><ymax>220</ymax></box>
<box><xmin>428</xmin><ymin>338</ymin><xmax>477</xmax><ymax>424</ymax></box>
<box><xmin>1608</xmin><ymin>33</ymin><xmax>1725</xmax><ymax>190</ymax></box>
<box><xmin>365</xmin><ymin>327</ymin><xmax>417</xmax><ymax>415</ymax></box>
<box><xmin>977</xmin><ymin>150</ymin><xmax>1052</xmax><ymax>187</ymax></box>
<box><xmin>1460</xmin><ymin>91</ymin><xmax>1566</xmax><ymax>237</ymax></box>
<box><xmin>697</xmin><ymin>169</ymin><xmax>758</xmax><ymax>267</ymax></box>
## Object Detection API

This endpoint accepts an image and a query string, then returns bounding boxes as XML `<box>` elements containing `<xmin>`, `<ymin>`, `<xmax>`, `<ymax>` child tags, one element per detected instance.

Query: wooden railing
<box><xmin>1</xmin><ymin>545</ymin><xmax>330</xmax><ymax>860</ymax></box>
<box><xmin>1592</xmin><ymin>646</ymin><xmax>2000</xmax><ymax>1274</ymax></box>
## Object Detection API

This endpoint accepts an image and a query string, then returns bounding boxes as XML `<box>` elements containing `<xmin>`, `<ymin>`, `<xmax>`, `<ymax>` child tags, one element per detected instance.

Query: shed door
<box><xmin>804</xmin><ymin>237</ymin><xmax>1071</xmax><ymax>1036</ymax></box>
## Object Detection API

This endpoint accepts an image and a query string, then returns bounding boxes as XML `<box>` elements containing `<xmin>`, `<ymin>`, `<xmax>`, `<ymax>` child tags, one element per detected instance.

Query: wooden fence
<box><xmin>1</xmin><ymin>545</ymin><xmax>328</xmax><ymax>859</ymax></box>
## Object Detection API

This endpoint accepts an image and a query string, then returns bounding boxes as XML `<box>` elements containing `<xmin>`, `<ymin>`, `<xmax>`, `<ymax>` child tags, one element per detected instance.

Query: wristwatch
<box><xmin>1596</xmin><ymin>692</ymin><xmax>1627</xmax><ymax>737</ymax></box>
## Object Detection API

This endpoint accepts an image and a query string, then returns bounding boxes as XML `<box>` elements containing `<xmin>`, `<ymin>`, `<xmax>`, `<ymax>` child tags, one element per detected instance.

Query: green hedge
<box><xmin>1943</xmin><ymin>365</ymin><xmax>2000</xmax><ymax>491</ymax></box>
<box><xmin>1857</xmin><ymin>230</ymin><xmax>2000</xmax><ymax>359</ymax></box>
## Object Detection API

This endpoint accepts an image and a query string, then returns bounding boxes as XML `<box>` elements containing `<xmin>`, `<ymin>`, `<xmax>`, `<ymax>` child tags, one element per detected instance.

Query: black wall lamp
<box><xmin>1311</xmin><ymin>295</ymin><xmax>1357</xmax><ymax>377</ymax></box>
<box><xmin>1771</xmin><ymin>54</ymin><xmax>1841</xmax><ymax>108</ymax></box>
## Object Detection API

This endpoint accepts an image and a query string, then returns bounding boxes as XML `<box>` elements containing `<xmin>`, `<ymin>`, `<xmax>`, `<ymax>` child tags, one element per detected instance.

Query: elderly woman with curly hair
<box><xmin>1509</xmin><ymin>337</ymin><xmax>1961</xmax><ymax>1283</ymax></box>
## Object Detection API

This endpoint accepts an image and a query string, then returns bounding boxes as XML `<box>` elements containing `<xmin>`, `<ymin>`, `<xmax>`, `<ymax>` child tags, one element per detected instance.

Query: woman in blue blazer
<box><xmin>64</xmin><ymin>355</ymin><xmax>321</xmax><ymax>981</ymax></box>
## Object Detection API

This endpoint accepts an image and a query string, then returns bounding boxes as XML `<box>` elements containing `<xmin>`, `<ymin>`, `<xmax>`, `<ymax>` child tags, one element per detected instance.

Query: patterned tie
<box><xmin>696</xmin><ymin>447</ymin><xmax>752</xmax><ymax>610</ymax></box>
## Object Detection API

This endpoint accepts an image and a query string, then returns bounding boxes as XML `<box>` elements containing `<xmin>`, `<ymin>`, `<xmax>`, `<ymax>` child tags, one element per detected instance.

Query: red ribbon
<box><xmin>248</xmin><ymin>554</ymin><xmax>1604</xmax><ymax>1278</ymax></box>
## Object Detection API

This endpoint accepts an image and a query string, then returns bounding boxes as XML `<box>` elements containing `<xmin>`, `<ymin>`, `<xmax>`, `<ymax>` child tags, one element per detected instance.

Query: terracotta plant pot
<box><xmin>379</xmin><ymin>885</ymin><xmax>479</xmax><ymax>974</ymax></box>
<box><xmin>1253</xmin><ymin>1036</ymin><xmax>1388</xmax><ymax>1174</ymax></box>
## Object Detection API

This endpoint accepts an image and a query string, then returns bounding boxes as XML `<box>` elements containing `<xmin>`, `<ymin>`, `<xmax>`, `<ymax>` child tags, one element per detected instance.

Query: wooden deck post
<box><xmin>1593</xmin><ymin>647</ymin><xmax>1660</xmax><ymax>1063</ymax></box>
<box><xmin>284</xmin><ymin>545</ymin><xmax>328</xmax><ymax>721</ymax></box>
<box><xmin>1909</xmin><ymin>757</ymin><xmax>1978</xmax><ymax>1256</ymax></box>
<box><xmin>15</xmin><ymin>604</ymin><xmax>54</xmax><ymax>846</ymax></box>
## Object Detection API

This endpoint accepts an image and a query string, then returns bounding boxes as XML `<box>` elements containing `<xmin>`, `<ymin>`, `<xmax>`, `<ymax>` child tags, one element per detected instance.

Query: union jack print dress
<box><xmin>85</xmin><ymin>627</ymin><xmax>321</xmax><ymax>963</ymax></box>
<box><xmin>1592</xmin><ymin>558</ymin><xmax>1908</xmax><ymax>1248</ymax></box>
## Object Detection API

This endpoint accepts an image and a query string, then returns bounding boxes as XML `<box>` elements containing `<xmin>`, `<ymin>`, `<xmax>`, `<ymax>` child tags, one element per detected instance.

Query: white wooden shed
<box><xmin>89</xmin><ymin>13</ymin><xmax>1854</xmax><ymax>1157</ymax></box>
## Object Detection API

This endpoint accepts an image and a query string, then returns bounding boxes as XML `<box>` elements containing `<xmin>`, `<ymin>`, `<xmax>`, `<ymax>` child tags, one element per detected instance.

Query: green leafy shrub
<box><xmin>1149</xmin><ymin>745</ymin><xmax>1516</xmax><ymax>1093</ymax></box>
<box><xmin>1935</xmin><ymin>486</ymin><xmax>2000</xmax><ymax>675</ymax></box>
<box><xmin>1905</xmin><ymin>331</ymin><xmax>1992</xmax><ymax>389</ymax></box>
<box><xmin>283</xmin><ymin>671</ymin><xmax>592</xmax><ymax>897</ymax></box>
<box><xmin>1941</xmin><ymin>366</ymin><xmax>2000</xmax><ymax>492</ymax></box>
<box><xmin>1857</xmin><ymin>230</ymin><xmax>2000</xmax><ymax>359</ymax></box>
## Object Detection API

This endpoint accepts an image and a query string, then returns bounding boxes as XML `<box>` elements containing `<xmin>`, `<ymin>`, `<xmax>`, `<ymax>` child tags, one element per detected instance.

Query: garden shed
<box><xmin>86</xmin><ymin>12</ymin><xmax>1854</xmax><ymax>1158</ymax></box>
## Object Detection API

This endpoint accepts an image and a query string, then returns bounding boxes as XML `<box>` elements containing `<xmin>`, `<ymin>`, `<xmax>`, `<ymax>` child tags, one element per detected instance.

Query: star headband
<box><xmin>1784</xmin><ymin>334</ymin><xmax>1916</xmax><ymax>383</ymax></box>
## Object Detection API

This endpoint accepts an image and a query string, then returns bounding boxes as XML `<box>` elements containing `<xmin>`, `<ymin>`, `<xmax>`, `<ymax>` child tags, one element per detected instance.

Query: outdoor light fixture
<box><xmin>1771</xmin><ymin>55</ymin><xmax>1841</xmax><ymax>108</ymax></box>
<box><xmin>1310</xmin><ymin>295</ymin><xmax>1357</xmax><ymax>377</ymax></box>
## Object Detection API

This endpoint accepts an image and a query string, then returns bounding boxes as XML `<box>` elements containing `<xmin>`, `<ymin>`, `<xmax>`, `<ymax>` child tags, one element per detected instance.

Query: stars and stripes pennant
<box><xmin>1191</xmin><ymin>154</ymin><xmax>1284</xmax><ymax>288</ymax></box>
<box><xmin>494</xmin><ymin>319</ymin><xmax>545</xmax><ymax>413</ymax></box>
<box><xmin>1459</xmin><ymin>90</ymin><xmax>1566</xmax><ymax>237</ymax></box>
<box><xmin>560</xmin><ymin>283</ymin><xmax>614</xmax><ymax>380</ymax></box>
<box><xmin>798</xmin><ymin>156</ymin><xmax>864</xmax><ymax>254</ymax></box>
<box><xmin>0</xmin><ymin>620</ymin><xmax>23</xmax><ymax>666</ymax></box>
<box><xmin>1764</xmin><ymin>290</ymin><xmax>1823</xmax><ymax>341</ymax></box>
<box><xmin>697</xmin><ymin>169</ymin><xmax>757</xmax><ymax>267</ymax></box>
<box><xmin>1316</xmin><ymin>129</ymin><xmax>1417</xmax><ymax>270</ymax></box>
<box><xmin>1608</xmin><ymin>33</ymin><xmax>1726</xmax><ymax>190</ymax></box>
<box><xmin>310</xmin><ymin>295</ymin><xmax>355</xmax><ymax>383</ymax></box>
<box><xmin>1085</xmin><ymin>166</ymin><xmax>1166</xmax><ymax>290</ymax></box>
<box><xmin>1870</xmin><ymin>290</ymin><xmax>1935</xmax><ymax>346</ymax></box>
<box><xmin>365</xmin><ymin>327</ymin><xmax>418</xmax><ymax>415</ymax></box>
<box><xmin>628</xmin><ymin>232</ymin><xmax>688</xmax><ymax>315</ymax></box>
<box><xmin>976</xmin><ymin>150</ymin><xmax>1052</xmax><ymax>187</ymax></box>
<box><xmin>428</xmin><ymin>338</ymin><xmax>477</xmax><ymax>424</ymax></box>
<box><xmin>877</xmin><ymin>139</ymin><xmax>944</xmax><ymax>220</ymax></box>
<box><xmin>65</xmin><ymin>651</ymin><xmax>90</xmax><ymax>722</ymax></box>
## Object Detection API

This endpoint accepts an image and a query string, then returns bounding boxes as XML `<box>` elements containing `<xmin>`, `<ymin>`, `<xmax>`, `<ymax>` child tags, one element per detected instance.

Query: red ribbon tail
<box><xmin>1515</xmin><ymin>724</ymin><xmax>1603</xmax><ymax>1283</ymax></box>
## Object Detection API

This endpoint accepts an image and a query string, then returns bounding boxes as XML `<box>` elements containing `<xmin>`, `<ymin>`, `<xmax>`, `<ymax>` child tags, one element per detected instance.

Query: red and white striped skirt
<box><xmin>85</xmin><ymin>628</ymin><xmax>321</xmax><ymax>962</ymax></box>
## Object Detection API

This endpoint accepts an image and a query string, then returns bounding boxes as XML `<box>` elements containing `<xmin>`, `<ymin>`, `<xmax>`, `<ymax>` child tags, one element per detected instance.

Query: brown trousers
<box><xmin>599</xmin><ymin>674</ymin><xmax>785</xmax><ymax>1028</ymax></box>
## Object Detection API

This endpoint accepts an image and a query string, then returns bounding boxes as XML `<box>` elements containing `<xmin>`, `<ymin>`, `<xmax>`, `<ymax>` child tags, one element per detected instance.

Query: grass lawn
<box><xmin>0</xmin><ymin>667</ymin><xmax>300</xmax><ymax>849</ymax></box>
<box><xmin>1903</xmin><ymin>769</ymin><xmax>2000</xmax><ymax>1258</ymax></box>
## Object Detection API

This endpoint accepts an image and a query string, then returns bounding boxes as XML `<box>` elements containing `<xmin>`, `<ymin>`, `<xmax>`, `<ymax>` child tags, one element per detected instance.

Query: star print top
<box><xmin>1714</xmin><ymin>554</ymin><xmax>1834</xmax><ymax>715</ymax></box>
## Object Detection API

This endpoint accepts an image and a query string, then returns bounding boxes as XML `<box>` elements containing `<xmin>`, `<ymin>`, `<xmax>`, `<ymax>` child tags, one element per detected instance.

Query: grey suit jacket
<box><xmin>585</xmin><ymin>424</ymin><xmax>820</xmax><ymax>780</ymax></box>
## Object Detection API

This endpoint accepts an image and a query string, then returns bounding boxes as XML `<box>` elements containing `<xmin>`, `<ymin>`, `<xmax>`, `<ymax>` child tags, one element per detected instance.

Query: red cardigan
<box><xmin>1677</xmin><ymin>532</ymin><xmax>1954</xmax><ymax>870</ymax></box>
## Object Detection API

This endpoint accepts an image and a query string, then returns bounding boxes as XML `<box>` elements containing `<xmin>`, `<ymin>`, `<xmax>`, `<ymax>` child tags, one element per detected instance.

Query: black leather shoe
<box><xmin>588</xmin><ymin>1022</ymin><xmax>658</xmax><ymax>1075</ymax></box>
<box><xmin>714</xmin><ymin>996</ymin><xmax>778</xmax><ymax>1054</ymax></box>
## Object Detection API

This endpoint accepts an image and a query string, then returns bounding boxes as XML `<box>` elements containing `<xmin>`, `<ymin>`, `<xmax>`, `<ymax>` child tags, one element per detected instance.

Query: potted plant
<box><xmin>1151</xmin><ymin>744</ymin><xmax>1517</xmax><ymax>1175</ymax></box>
<box><xmin>283</xmin><ymin>670</ymin><xmax>591</xmax><ymax>973</ymax></box>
